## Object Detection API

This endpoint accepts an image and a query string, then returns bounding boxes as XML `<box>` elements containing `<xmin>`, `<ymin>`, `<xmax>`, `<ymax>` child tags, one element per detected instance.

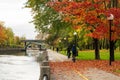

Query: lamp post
<box><xmin>59</xmin><ymin>40</ymin><xmax>61</xmax><ymax>50</ymax></box>
<box><xmin>73</xmin><ymin>32</ymin><xmax>77</xmax><ymax>46</ymax></box>
<box><xmin>107</xmin><ymin>14</ymin><xmax>114</xmax><ymax>65</ymax></box>
<box><xmin>64</xmin><ymin>37</ymin><xmax>67</xmax><ymax>47</ymax></box>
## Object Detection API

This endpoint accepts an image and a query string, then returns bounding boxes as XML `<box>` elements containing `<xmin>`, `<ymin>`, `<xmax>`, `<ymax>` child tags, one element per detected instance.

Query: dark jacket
<box><xmin>72</xmin><ymin>45</ymin><xmax>76</xmax><ymax>54</ymax></box>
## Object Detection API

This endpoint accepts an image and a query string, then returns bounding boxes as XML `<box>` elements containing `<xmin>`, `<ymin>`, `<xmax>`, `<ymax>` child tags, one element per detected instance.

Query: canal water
<box><xmin>0</xmin><ymin>50</ymin><xmax>40</xmax><ymax>80</ymax></box>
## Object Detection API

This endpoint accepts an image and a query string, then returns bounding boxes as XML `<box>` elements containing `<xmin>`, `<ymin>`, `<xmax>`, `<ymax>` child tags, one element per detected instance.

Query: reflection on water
<box><xmin>0</xmin><ymin>50</ymin><xmax>40</xmax><ymax>80</ymax></box>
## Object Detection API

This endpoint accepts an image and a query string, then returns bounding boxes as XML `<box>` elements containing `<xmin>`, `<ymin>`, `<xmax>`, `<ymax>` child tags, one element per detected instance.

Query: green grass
<box><xmin>115</xmin><ymin>70</ymin><xmax>120</xmax><ymax>73</ymax></box>
<box><xmin>60</xmin><ymin>49</ymin><xmax>120</xmax><ymax>60</ymax></box>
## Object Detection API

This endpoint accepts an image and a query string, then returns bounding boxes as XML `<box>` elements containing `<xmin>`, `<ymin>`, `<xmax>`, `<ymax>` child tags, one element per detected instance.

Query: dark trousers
<box><xmin>72</xmin><ymin>52</ymin><xmax>76</xmax><ymax>62</ymax></box>
<box><xmin>67</xmin><ymin>52</ymin><xmax>71</xmax><ymax>58</ymax></box>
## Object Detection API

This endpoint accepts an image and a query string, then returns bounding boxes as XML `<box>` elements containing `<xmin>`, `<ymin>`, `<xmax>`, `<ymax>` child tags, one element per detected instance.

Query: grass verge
<box><xmin>60</xmin><ymin>49</ymin><xmax>120</xmax><ymax>60</ymax></box>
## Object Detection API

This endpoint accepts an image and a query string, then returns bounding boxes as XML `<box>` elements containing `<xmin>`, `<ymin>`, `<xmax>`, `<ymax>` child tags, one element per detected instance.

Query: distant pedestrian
<box><xmin>56</xmin><ymin>47</ymin><xmax>59</xmax><ymax>53</ymax></box>
<box><xmin>72</xmin><ymin>44</ymin><xmax>77</xmax><ymax>62</ymax></box>
<box><xmin>39</xmin><ymin>45</ymin><xmax>42</xmax><ymax>50</ymax></box>
<box><xmin>67</xmin><ymin>46</ymin><xmax>71</xmax><ymax>59</ymax></box>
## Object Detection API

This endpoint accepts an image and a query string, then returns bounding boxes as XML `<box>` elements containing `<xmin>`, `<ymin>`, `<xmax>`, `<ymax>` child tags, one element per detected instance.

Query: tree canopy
<box><xmin>0</xmin><ymin>21</ymin><xmax>26</xmax><ymax>48</ymax></box>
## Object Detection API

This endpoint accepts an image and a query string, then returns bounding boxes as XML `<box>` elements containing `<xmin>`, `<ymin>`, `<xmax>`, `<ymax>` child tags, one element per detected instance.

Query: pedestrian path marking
<box><xmin>74</xmin><ymin>69</ymin><xmax>89</xmax><ymax>80</ymax></box>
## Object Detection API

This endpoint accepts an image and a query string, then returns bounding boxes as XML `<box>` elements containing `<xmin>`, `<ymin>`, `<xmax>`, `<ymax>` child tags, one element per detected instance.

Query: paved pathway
<box><xmin>47</xmin><ymin>49</ymin><xmax>120</xmax><ymax>80</ymax></box>
<box><xmin>47</xmin><ymin>49</ymin><xmax>69</xmax><ymax>62</ymax></box>
<box><xmin>47</xmin><ymin>49</ymin><xmax>84</xmax><ymax>80</ymax></box>
<box><xmin>84</xmin><ymin>68</ymin><xmax>120</xmax><ymax>80</ymax></box>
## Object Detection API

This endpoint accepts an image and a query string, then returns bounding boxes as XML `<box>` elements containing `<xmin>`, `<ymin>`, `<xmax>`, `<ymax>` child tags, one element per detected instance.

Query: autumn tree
<box><xmin>48</xmin><ymin>0</ymin><xmax>104</xmax><ymax>59</ymax></box>
<box><xmin>25</xmin><ymin>0</ymin><xmax>73</xmax><ymax>47</ymax></box>
<box><xmin>0</xmin><ymin>21</ymin><xmax>22</xmax><ymax>48</ymax></box>
<box><xmin>5</xmin><ymin>27</ymin><xmax>14</xmax><ymax>47</ymax></box>
<box><xmin>48</xmin><ymin>0</ymin><xmax>120</xmax><ymax>60</ymax></box>
<box><xmin>26</xmin><ymin>0</ymin><xmax>120</xmax><ymax>61</ymax></box>
<box><xmin>0</xmin><ymin>21</ymin><xmax>7</xmax><ymax>47</ymax></box>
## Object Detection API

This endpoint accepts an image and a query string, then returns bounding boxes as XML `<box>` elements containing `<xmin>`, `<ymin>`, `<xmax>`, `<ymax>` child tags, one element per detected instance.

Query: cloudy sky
<box><xmin>0</xmin><ymin>0</ymin><xmax>37</xmax><ymax>39</ymax></box>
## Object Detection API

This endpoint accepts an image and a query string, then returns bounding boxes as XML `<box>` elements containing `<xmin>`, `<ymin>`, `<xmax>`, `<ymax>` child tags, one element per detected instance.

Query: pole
<box><xmin>75</xmin><ymin>35</ymin><xmax>77</xmax><ymax>46</ymax></box>
<box><xmin>109</xmin><ymin>20</ymin><xmax>112</xmax><ymax>65</ymax></box>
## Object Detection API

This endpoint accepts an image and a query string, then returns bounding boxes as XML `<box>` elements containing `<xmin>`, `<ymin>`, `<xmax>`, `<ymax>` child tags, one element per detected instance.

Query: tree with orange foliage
<box><xmin>0</xmin><ymin>21</ymin><xmax>7</xmax><ymax>47</ymax></box>
<box><xmin>48</xmin><ymin>0</ymin><xmax>120</xmax><ymax>60</ymax></box>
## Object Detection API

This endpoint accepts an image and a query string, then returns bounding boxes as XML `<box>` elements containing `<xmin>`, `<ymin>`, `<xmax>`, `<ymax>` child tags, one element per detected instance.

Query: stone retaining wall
<box><xmin>39</xmin><ymin>51</ymin><xmax>50</xmax><ymax>80</ymax></box>
<box><xmin>0</xmin><ymin>48</ymin><xmax>25</xmax><ymax>55</ymax></box>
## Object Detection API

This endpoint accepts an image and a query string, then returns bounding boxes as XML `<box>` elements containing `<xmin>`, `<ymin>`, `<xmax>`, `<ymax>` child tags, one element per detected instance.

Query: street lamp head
<box><xmin>107</xmin><ymin>14</ymin><xmax>114</xmax><ymax>20</ymax></box>
<box><xmin>73</xmin><ymin>32</ymin><xmax>77</xmax><ymax>35</ymax></box>
<box><xmin>64</xmin><ymin>37</ymin><xmax>66</xmax><ymax>40</ymax></box>
<box><xmin>59</xmin><ymin>40</ymin><xmax>61</xmax><ymax>43</ymax></box>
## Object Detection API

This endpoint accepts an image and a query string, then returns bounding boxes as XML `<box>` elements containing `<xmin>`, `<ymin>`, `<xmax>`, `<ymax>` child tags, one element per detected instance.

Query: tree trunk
<box><xmin>113</xmin><ymin>0</ymin><xmax>118</xmax><ymax>8</ymax></box>
<box><xmin>115</xmin><ymin>0</ymin><xmax>118</xmax><ymax>8</ymax></box>
<box><xmin>93</xmin><ymin>38</ymin><xmax>100</xmax><ymax>60</ymax></box>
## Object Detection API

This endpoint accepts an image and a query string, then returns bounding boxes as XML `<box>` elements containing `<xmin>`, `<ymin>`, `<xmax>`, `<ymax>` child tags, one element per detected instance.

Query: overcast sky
<box><xmin>0</xmin><ymin>0</ymin><xmax>37</xmax><ymax>39</ymax></box>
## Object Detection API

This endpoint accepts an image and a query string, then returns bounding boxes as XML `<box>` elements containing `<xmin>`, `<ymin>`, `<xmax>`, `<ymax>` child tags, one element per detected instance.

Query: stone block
<box><xmin>40</xmin><ymin>66</ymin><xmax>50</xmax><ymax>80</ymax></box>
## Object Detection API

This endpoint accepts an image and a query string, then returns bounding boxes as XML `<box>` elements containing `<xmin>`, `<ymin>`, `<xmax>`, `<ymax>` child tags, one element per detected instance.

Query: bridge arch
<box><xmin>21</xmin><ymin>40</ymin><xmax>45</xmax><ymax>55</ymax></box>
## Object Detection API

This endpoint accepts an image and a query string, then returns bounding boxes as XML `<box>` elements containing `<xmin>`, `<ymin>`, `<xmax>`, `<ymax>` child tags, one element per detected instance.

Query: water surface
<box><xmin>0</xmin><ymin>50</ymin><xmax>40</xmax><ymax>80</ymax></box>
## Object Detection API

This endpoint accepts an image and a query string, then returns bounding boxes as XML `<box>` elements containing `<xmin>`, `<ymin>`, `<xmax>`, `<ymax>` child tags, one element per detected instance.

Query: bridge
<box><xmin>21</xmin><ymin>40</ymin><xmax>45</xmax><ymax>55</ymax></box>
<box><xmin>21</xmin><ymin>40</ymin><xmax>44</xmax><ymax>43</ymax></box>
<box><xmin>0</xmin><ymin>40</ymin><xmax>46</xmax><ymax>55</ymax></box>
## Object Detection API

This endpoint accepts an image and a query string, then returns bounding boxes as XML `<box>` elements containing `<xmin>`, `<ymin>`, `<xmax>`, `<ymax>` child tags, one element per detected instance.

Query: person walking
<box><xmin>56</xmin><ymin>47</ymin><xmax>59</xmax><ymax>53</ymax></box>
<box><xmin>71</xmin><ymin>44</ymin><xmax>77</xmax><ymax>62</ymax></box>
<box><xmin>67</xmin><ymin>46</ymin><xmax>71</xmax><ymax>59</ymax></box>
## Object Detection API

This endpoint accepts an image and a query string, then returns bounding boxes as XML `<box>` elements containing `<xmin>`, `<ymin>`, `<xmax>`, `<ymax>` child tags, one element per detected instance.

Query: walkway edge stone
<box><xmin>39</xmin><ymin>50</ymin><xmax>50</xmax><ymax>80</ymax></box>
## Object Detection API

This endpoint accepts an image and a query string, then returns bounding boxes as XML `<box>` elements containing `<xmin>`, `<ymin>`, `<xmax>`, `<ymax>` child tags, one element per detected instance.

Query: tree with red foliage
<box><xmin>0</xmin><ymin>22</ymin><xmax>7</xmax><ymax>47</ymax></box>
<box><xmin>48</xmin><ymin>0</ymin><xmax>120</xmax><ymax>60</ymax></box>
